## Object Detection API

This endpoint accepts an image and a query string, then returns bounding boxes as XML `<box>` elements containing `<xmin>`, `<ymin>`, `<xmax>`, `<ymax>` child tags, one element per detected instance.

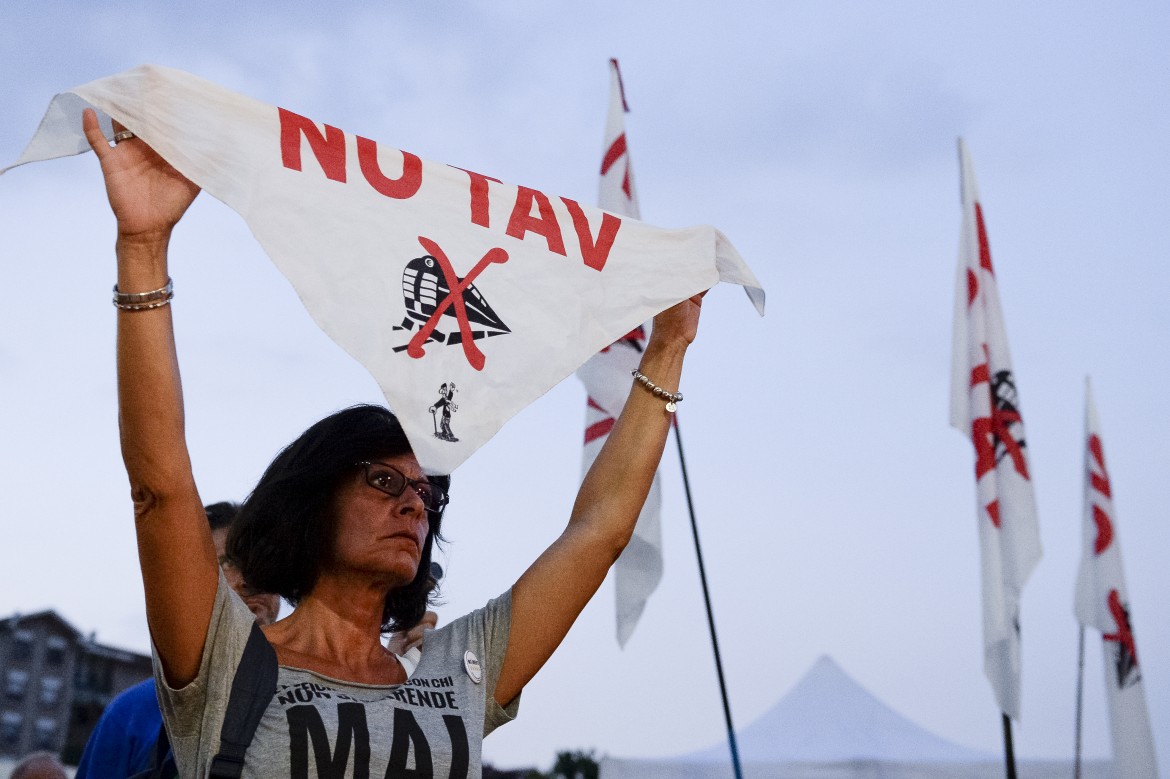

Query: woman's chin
<box><xmin>371</xmin><ymin>555</ymin><xmax>423</xmax><ymax>587</ymax></box>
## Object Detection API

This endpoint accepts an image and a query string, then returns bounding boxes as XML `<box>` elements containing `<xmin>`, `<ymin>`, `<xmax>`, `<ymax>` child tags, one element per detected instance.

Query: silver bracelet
<box><xmin>113</xmin><ymin>278</ymin><xmax>174</xmax><ymax>311</ymax></box>
<box><xmin>632</xmin><ymin>369</ymin><xmax>683</xmax><ymax>413</ymax></box>
<box><xmin>113</xmin><ymin>277</ymin><xmax>172</xmax><ymax>304</ymax></box>
<box><xmin>114</xmin><ymin>296</ymin><xmax>173</xmax><ymax>311</ymax></box>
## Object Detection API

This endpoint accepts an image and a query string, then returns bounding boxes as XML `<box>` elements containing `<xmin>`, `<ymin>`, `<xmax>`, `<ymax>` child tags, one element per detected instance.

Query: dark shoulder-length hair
<box><xmin>227</xmin><ymin>404</ymin><xmax>447</xmax><ymax>632</ymax></box>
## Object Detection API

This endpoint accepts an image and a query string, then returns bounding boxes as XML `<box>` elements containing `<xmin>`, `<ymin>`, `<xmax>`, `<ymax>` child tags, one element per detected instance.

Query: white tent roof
<box><xmin>684</xmin><ymin>655</ymin><xmax>993</xmax><ymax>764</ymax></box>
<box><xmin>600</xmin><ymin>656</ymin><xmax>1112</xmax><ymax>779</ymax></box>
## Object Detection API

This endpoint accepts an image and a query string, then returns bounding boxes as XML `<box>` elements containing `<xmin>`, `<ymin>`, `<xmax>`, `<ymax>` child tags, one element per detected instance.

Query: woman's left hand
<box><xmin>649</xmin><ymin>290</ymin><xmax>706</xmax><ymax>348</ymax></box>
<box><xmin>495</xmin><ymin>288</ymin><xmax>708</xmax><ymax>706</ymax></box>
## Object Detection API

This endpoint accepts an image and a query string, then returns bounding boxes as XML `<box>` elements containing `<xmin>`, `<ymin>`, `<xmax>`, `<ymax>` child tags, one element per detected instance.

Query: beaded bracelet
<box><xmin>631</xmin><ymin>369</ymin><xmax>683</xmax><ymax>412</ymax></box>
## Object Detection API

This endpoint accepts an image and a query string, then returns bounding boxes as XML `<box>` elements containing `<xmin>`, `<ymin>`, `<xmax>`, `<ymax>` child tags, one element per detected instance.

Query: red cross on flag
<box><xmin>948</xmin><ymin>139</ymin><xmax>1042</xmax><ymax>721</ymax></box>
<box><xmin>576</xmin><ymin>59</ymin><xmax>662</xmax><ymax>647</ymax></box>
<box><xmin>1073</xmin><ymin>380</ymin><xmax>1159</xmax><ymax>777</ymax></box>
<box><xmin>4</xmin><ymin>65</ymin><xmax>765</xmax><ymax>475</ymax></box>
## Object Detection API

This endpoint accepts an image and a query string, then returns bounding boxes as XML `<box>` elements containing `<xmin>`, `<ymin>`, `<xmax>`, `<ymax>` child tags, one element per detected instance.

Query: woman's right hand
<box><xmin>82</xmin><ymin>108</ymin><xmax>200</xmax><ymax>243</ymax></box>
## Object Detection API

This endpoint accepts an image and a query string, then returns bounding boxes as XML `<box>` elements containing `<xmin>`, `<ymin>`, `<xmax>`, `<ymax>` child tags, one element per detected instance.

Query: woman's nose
<box><xmin>397</xmin><ymin>485</ymin><xmax>427</xmax><ymax>514</ymax></box>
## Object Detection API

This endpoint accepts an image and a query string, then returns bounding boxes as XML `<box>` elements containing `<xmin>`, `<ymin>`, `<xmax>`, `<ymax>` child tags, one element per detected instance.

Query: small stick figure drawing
<box><xmin>429</xmin><ymin>382</ymin><xmax>459</xmax><ymax>442</ymax></box>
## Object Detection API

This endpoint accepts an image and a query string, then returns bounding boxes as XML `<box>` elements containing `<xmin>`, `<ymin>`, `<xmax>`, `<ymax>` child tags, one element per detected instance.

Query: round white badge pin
<box><xmin>463</xmin><ymin>650</ymin><xmax>483</xmax><ymax>684</ymax></box>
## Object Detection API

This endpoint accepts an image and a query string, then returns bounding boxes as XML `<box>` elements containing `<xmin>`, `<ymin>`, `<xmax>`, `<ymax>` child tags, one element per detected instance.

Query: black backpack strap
<box><xmin>208</xmin><ymin>621</ymin><xmax>279</xmax><ymax>779</ymax></box>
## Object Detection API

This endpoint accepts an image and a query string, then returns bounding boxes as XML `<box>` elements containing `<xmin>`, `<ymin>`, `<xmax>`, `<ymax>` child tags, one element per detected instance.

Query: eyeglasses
<box><xmin>357</xmin><ymin>461</ymin><xmax>448</xmax><ymax>512</ymax></box>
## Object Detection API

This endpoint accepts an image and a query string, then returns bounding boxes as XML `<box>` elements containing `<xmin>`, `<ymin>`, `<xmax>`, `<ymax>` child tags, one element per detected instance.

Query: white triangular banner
<box><xmin>4</xmin><ymin>65</ymin><xmax>765</xmax><ymax>474</ymax></box>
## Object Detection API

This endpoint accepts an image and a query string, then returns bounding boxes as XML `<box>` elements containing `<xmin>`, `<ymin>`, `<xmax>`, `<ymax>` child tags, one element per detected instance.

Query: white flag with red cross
<box><xmin>1073</xmin><ymin>381</ymin><xmax>1159</xmax><ymax>777</ymax></box>
<box><xmin>3</xmin><ymin>65</ymin><xmax>765</xmax><ymax>476</ymax></box>
<box><xmin>576</xmin><ymin>59</ymin><xmax>662</xmax><ymax>647</ymax></box>
<box><xmin>949</xmin><ymin>139</ymin><xmax>1042</xmax><ymax>721</ymax></box>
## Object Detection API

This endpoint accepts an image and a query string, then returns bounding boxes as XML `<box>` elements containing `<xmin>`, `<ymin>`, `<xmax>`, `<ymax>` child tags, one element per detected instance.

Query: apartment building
<box><xmin>0</xmin><ymin>610</ymin><xmax>151</xmax><ymax>764</ymax></box>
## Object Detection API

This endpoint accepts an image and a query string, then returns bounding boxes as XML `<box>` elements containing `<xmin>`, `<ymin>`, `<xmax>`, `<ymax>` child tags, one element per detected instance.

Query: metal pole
<box><xmin>1073</xmin><ymin>625</ymin><xmax>1086</xmax><ymax>779</ymax></box>
<box><xmin>1002</xmin><ymin>713</ymin><xmax>1018</xmax><ymax>779</ymax></box>
<box><xmin>673</xmin><ymin>420</ymin><xmax>744</xmax><ymax>779</ymax></box>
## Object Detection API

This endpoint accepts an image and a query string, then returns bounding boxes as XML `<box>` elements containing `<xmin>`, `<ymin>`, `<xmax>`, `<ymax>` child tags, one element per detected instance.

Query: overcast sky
<box><xmin>1</xmin><ymin>1</ymin><xmax>1167</xmax><ymax>773</ymax></box>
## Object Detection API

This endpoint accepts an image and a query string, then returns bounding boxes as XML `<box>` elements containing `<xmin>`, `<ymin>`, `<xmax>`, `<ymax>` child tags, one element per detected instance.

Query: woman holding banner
<box><xmin>82</xmin><ymin>108</ymin><xmax>701</xmax><ymax>777</ymax></box>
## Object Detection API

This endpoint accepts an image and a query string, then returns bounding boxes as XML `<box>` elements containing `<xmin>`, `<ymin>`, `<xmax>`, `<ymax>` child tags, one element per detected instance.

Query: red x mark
<box><xmin>1103</xmin><ymin>589</ymin><xmax>1139</xmax><ymax>668</ymax></box>
<box><xmin>1088</xmin><ymin>434</ymin><xmax>1112</xmax><ymax>498</ymax></box>
<box><xmin>406</xmin><ymin>236</ymin><xmax>509</xmax><ymax>371</ymax></box>
<box><xmin>969</xmin><ymin>345</ymin><xmax>1029</xmax><ymax>483</ymax></box>
<box><xmin>601</xmin><ymin>133</ymin><xmax>633</xmax><ymax>199</ymax></box>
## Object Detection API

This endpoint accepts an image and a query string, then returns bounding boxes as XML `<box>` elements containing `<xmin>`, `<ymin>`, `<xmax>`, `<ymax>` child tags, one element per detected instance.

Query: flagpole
<box><xmin>1073</xmin><ymin>625</ymin><xmax>1086</xmax><ymax>779</ymax></box>
<box><xmin>1073</xmin><ymin>378</ymin><xmax>1088</xmax><ymax>779</ymax></box>
<box><xmin>1001</xmin><ymin>713</ymin><xmax>1018</xmax><ymax>779</ymax></box>
<box><xmin>673</xmin><ymin>419</ymin><xmax>744</xmax><ymax>779</ymax></box>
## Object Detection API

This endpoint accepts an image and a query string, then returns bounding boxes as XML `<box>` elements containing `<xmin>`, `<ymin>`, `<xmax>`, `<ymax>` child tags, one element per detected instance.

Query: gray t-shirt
<box><xmin>153</xmin><ymin>572</ymin><xmax>519</xmax><ymax>778</ymax></box>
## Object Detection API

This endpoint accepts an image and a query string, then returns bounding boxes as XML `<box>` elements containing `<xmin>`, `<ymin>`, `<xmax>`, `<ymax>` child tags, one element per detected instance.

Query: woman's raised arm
<box><xmin>83</xmin><ymin>109</ymin><xmax>214</xmax><ymax>686</ymax></box>
<box><xmin>494</xmin><ymin>293</ymin><xmax>703</xmax><ymax>705</ymax></box>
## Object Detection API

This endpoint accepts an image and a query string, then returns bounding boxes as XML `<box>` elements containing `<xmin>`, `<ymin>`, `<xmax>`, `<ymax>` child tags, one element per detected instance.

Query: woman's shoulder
<box><xmin>153</xmin><ymin>569</ymin><xmax>259</xmax><ymax>718</ymax></box>
<box><xmin>431</xmin><ymin>589</ymin><xmax>513</xmax><ymax>640</ymax></box>
<box><xmin>412</xmin><ymin>588</ymin><xmax>514</xmax><ymax>674</ymax></box>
